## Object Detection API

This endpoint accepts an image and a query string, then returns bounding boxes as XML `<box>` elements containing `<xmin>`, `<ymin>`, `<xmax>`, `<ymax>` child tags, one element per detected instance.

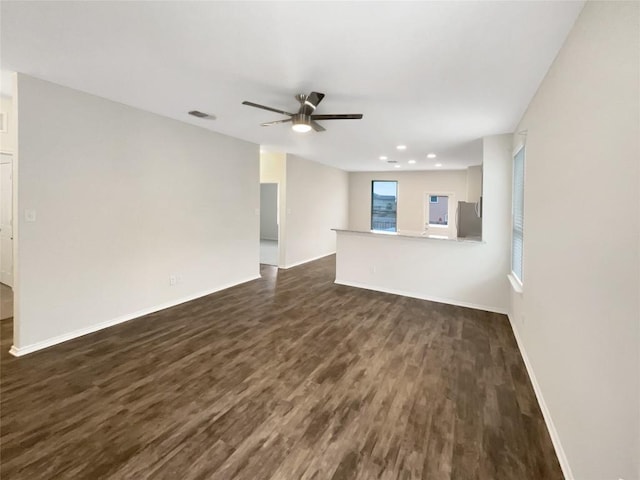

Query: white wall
<box><xmin>349</xmin><ymin>170</ymin><xmax>468</xmax><ymax>234</ymax></box>
<box><xmin>13</xmin><ymin>74</ymin><xmax>260</xmax><ymax>353</ymax></box>
<box><xmin>466</xmin><ymin>165</ymin><xmax>482</xmax><ymax>203</ymax></box>
<box><xmin>507</xmin><ymin>2</ymin><xmax>639</xmax><ymax>479</ymax></box>
<box><xmin>337</xmin><ymin>134</ymin><xmax>511</xmax><ymax>313</ymax></box>
<box><xmin>284</xmin><ymin>154</ymin><xmax>348</xmax><ymax>268</ymax></box>
<box><xmin>259</xmin><ymin>183</ymin><xmax>278</xmax><ymax>240</ymax></box>
<box><xmin>0</xmin><ymin>95</ymin><xmax>16</xmax><ymax>153</ymax></box>
<box><xmin>260</xmin><ymin>152</ymin><xmax>286</xmax><ymax>184</ymax></box>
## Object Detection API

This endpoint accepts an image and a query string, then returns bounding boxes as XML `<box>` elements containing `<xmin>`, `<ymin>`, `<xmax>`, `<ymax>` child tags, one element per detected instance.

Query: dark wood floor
<box><xmin>0</xmin><ymin>256</ymin><xmax>562</xmax><ymax>479</ymax></box>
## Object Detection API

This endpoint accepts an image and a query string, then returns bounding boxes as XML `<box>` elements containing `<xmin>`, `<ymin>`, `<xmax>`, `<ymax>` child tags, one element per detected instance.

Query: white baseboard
<box><xmin>334</xmin><ymin>279</ymin><xmax>508</xmax><ymax>315</ymax></box>
<box><xmin>9</xmin><ymin>274</ymin><xmax>261</xmax><ymax>357</ymax></box>
<box><xmin>507</xmin><ymin>313</ymin><xmax>574</xmax><ymax>480</ymax></box>
<box><xmin>282</xmin><ymin>252</ymin><xmax>335</xmax><ymax>269</ymax></box>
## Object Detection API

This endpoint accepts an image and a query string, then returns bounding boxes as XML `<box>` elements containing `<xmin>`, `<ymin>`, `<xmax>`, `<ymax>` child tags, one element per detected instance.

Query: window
<box><xmin>512</xmin><ymin>146</ymin><xmax>525</xmax><ymax>283</ymax></box>
<box><xmin>428</xmin><ymin>195</ymin><xmax>449</xmax><ymax>226</ymax></box>
<box><xmin>371</xmin><ymin>181</ymin><xmax>397</xmax><ymax>232</ymax></box>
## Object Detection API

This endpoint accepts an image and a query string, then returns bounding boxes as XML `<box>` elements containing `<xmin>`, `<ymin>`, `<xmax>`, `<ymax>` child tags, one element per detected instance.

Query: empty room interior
<box><xmin>0</xmin><ymin>2</ymin><xmax>638</xmax><ymax>479</ymax></box>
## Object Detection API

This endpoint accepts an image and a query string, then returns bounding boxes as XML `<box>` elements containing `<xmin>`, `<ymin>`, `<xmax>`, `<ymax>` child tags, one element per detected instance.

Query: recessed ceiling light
<box><xmin>379</xmin><ymin>156</ymin><xmax>388</xmax><ymax>161</ymax></box>
<box><xmin>427</xmin><ymin>153</ymin><xmax>437</xmax><ymax>159</ymax></box>
<box><xmin>408</xmin><ymin>159</ymin><xmax>416</xmax><ymax>164</ymax></box>
<box><xmin>435</xmin><ymin>163</ymin><xmax>442</xmax><ymax>167</ymax></box>
<box><xmin>394</xmin><ymin>165</ymin><xmax>401</xmax><ymax>168</ymax></box>
<box><xmin>396</xmin><ymin>145</ymin><xmax>407</xmax><ymax>151</ymax></box>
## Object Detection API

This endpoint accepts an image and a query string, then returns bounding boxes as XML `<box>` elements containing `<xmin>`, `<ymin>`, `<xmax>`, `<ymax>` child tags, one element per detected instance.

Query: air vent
<box><xmin>188</xmin><ymin>110</ymin><xmax>216</xmax><ymax>119</ymax></box>
<box><xmin>387</xmin><ymin>160</ymin><xmax>397</xmax><ymax>164</ymax></box>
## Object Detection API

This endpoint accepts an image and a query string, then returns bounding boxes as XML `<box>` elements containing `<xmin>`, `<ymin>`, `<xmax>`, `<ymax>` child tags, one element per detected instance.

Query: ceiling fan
<box><xmin>242</xmin><ymin>92</ymin><xmax>363</xmax><ymax>133</ymax></box>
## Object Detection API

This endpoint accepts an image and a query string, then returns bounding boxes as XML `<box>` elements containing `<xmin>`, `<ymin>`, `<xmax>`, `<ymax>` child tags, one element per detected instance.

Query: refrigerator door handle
<box><xmin>455</xmin><ymin>205</ymin><xmax>460</xmax><ymax>236</ymax></box>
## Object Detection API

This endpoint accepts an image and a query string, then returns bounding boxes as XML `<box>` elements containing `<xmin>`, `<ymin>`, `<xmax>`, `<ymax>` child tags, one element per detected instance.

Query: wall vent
<box><xmin>188</xmin><ymin>110</ymin><xmax>216</xmax><ymax>119</ymax></box>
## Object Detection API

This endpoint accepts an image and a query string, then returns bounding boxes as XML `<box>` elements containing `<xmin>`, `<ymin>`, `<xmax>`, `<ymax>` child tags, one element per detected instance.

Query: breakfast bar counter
<box><xmin>332</xmin><ymin>228</ymin><xmax>505</xmax><ymax>314</ymax></box>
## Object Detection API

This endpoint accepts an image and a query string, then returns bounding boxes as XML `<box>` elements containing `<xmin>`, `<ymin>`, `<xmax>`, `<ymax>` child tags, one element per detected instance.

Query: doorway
<box><xmin>0</xmin><ymin>152</ymin><xmax>13</xmax><ymax>320</ymax></box>
<box><xmin>424</xmin><ymin>192</ymin><xmax>456</xmax><ymax>238</ymax></box>
<box><xmin>260</xmin><ymin>183</ymin><xmax>279</xmax><ymax>266</ymax></box>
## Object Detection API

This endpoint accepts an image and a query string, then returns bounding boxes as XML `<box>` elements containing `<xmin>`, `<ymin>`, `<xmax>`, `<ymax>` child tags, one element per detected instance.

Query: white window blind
<box><xmin>512</xmin><ymin>147</ymin><xmax>525</xmax><ymax>283</ymax></box>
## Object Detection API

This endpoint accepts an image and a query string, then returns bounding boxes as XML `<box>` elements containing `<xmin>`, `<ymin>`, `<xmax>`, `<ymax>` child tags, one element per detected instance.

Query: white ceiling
<box><xmin>0</xmin><ymin>1</ymin><xmax>584</xmax><ymax>172</ymax></box>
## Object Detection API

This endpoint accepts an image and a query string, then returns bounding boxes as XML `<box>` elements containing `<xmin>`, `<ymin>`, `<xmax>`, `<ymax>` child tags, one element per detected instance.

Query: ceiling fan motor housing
<box><xmin>292</xmin><ymin>113</ymin><xmax>311</xmax><ymax>127</ymax></box>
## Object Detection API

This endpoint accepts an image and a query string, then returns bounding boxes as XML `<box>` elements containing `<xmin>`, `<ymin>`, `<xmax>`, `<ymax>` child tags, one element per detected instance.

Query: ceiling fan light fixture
<box><xmin>292</xmin><ymin>123</ymin><xmax>312</xmax><ymax>133</ymax></box>
<box><xmin>291</xmin><ymin>114</ymin><xmax>312</xmax><ymax>133</ymax></box>
<box><xmin>242</xmin><ymin>92</ymin><xmax>362</xmax><ymax>133</ymax></box>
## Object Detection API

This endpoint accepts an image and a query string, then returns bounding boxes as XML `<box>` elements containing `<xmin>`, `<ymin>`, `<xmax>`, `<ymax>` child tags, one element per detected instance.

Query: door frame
<box><xmin>259</xmin><ymin>182</ymin><xmax>281</xmax><ymax>267</ymax></box>
<box><xmin>0</xmin><ymin>152</ymin><xmax>14</xmax><ymax>287</ymax></box>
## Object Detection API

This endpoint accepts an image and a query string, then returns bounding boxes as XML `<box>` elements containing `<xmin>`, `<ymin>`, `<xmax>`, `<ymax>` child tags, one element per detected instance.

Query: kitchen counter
<box><xmin>332</xmin><ymin>227</ymin><xmax>501</xmax><ymax>314</ymax></box>
<box><xmin>332</xmin><ymin>229</ymin><xmax>483</xmax><ymax>243</ymax></box>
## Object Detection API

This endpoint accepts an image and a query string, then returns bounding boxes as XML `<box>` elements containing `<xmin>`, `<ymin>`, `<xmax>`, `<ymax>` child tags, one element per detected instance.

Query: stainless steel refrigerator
<box><xmin>456</xmin><ymin>200</ymin><xmax>482</xmax><ymax>239</ymax></box>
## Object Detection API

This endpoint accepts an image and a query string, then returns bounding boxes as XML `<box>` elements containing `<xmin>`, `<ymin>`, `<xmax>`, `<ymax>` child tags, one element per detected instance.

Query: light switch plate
<box><xmin>24</xmin><ymin>209</ymin><xmax>36</xmax><ymax>222</ymax></box>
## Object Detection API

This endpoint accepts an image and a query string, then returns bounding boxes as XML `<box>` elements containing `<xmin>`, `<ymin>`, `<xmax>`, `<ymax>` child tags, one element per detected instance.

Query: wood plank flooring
<box><xmin>0</xmin><ymin>255</ymin><xmax>562</xmax><ymax>479</ymax></box>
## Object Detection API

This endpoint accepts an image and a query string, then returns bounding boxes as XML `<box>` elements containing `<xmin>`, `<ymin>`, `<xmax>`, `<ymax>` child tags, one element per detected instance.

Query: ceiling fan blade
<box><xmin>311</xmin><ymin>114</ymin><xmax>363</xmax><ymax>120</ymax></box>
<box><xmin>242</xmin><ymin>101</ymin><xmax>293</xmax><ymax>116</ymax></box>
<box><xmin>307</xmin><ymin>92</ymin><xmax>325</xmax><ymax>108</ymax></box>
<box><xmin>310</xmin><ymin>121</ymin><xmax>326</xmax><ymax>132</ymax></box>
<box><xmin>300</xmin><ymin>91</ymin><xmax>325</xmax><ymax>115</ymax></box>
<box><xmin>261</xmin><ymin>119</ymin><xmax>292</xmax><ymax>126</ymax></box>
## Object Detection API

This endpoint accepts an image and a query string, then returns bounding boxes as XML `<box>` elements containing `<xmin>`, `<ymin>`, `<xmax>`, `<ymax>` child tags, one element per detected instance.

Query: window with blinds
<box><xmin>512</xmin><ymin>147</ymin><xmax>525</xmax><ymax>283</ymax></box>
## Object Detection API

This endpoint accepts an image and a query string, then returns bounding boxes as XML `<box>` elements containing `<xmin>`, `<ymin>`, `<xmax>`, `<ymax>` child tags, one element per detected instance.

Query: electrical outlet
<box><xmin>169</xmin><ymin>275</ymin><xmax>177</xmax><ymax>286</ymax></box>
